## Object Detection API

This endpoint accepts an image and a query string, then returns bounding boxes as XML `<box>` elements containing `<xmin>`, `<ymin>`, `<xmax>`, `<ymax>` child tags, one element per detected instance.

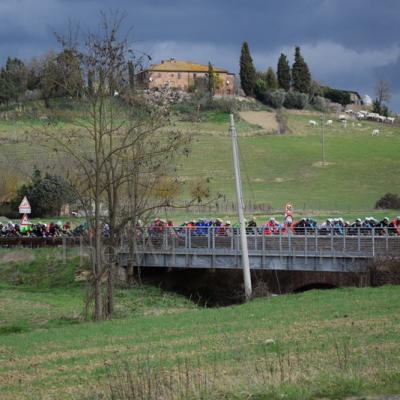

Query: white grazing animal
<box><xmin>372</xmin><ymin>129</ymin><xmax>380</xmax><ymax>136</ymax></box>
<box><xmin>325</xmin><ymin>120</ymin><xmax>333</xmax><ymax>126</ymax></box>
<box><xmin>309</xmin><ymin>120</ymin><xmax>317</xmax><ymax>126</ymax></box>
<box><xmin>356</xmin><ymin>112</ymin><xmax>365</xmax><ymax>120</ymax></box>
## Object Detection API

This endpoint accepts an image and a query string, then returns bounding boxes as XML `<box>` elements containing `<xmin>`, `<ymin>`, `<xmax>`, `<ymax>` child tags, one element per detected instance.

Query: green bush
<box><xmin>312</xmin><ymin>96</ymin><xmax>329</xmax><ymax>112</ymax></box>
<box><xmin>375</xmin><ymin>193</ymin><xmax>400</xmax><ymax>209</ymax></box>
<box><xmin>11</xmin><ymin>169</ymin><xmax>75</xmax><ymax>217</ymax></box>
<box><xmin>173</xmin><ymin>94</ymin><xmax>266</xmax><ymax>118</ymax></box>
<box><xmin>209</xmin><ymin>97</ymin><xmax>238</xmax><ymax>113</ymax></box>
<box><xmin>265</xmin><ymin>89</ymin><xmax>286</xmax><ymax>109</ymax></box>
<box><xmin>172</xmin><ymin>99</ymin><xmax>199</xmax><ymax>115</ymax></box>
<box><xmin>284</xmin><ymin>91</ymin><xmax>309</xmax><ymax>109</ymax></box>
<box><xmin>254</xmin><ymin>79</ymin><xmax>267</xmax><ymax>103</ymax></box>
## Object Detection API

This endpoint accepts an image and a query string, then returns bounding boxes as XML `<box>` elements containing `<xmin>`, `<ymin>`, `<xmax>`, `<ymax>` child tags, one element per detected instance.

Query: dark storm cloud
<box><xmin>0</xmin><ymin>0</ymin><xmax>399</xmax><ymax>110</ymax></box>
<box><xmin>376</xmin><ymin>57</ymin><xmax>400</xmax><ymax>91</ymax></box>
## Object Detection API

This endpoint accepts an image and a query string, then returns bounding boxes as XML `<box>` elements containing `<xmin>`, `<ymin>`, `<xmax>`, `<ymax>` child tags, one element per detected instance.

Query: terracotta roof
<box><xmin>147</xmin><ymin>60</ymin><xmax>230</xmax><ymax>73</ymax></box>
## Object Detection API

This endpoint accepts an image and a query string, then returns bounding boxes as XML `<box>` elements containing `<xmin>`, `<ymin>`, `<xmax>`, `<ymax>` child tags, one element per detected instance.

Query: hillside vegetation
<box><xmin>1</xmin><ymin>101</ymin><xmax>399</xmax><ymax>215</ymax></box>
<box><xmin>0</xmin><ymin>250</ymin><xmax>399</xmax><ymax>399</ymax></box>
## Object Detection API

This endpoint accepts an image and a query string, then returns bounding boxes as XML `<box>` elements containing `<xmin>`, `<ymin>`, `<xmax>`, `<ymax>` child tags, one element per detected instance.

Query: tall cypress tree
<box><xmin>277</xmin><ymin>53</ymin><xmax>291</xmax><ymax>91</ymax></box>
<box><xmin>264</xmin><ymin>66</ymin><xmax>278</xmax><ymax>90</ymax></box>
<box><xmin>239</xmin><ymin>42</ymin><xmax>256</xmax><ymax>96</ymax></box>
<box><xmin>291</xmin><ymin>46</ymin><xmax>311</xmax><ymax>94</ymax></box>
<box><xmin>207</xmin><ymin>62</ymin><xmax>216</xmax><ymax>95</ymax></box>
<box><xmin>3</xmin><ymin>57</ymin><xmax>27</xmax><ymax>103</ymax></box>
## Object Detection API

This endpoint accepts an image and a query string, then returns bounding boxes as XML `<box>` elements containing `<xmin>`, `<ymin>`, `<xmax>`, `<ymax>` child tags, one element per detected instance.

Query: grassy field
<box><xmin>1</xmin><ymin>103</ymin><xmax>400</xmax><ymax>220</ymax></box>
<box><xmin>1</xmin><ymin>104</ymin><xmax>399</xmax><ymax>399</ymax></box>
<box><xmin>0</xmin><ymin>250</ymin><xmax>400</xmax><ymax>399</ymax></box>
<box><xmin>175</xmin><ymin>110</ymin><xmax>400</xmax><ymax>211</ymax></box>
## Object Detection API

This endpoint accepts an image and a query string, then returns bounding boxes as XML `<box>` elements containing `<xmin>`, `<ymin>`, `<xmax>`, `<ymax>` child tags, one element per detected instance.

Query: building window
<box><xmin>170</xmin><ymin>73</ymin><xmax>174</xmax><ymax>78</ymax></box>
<box><xmin>193</xmin><ymin>73</ymin><xmax>197</xmax><ymax>78</ymax></box>
<box><xmin>177</xmin><ymin>73</ymin><xmax>181</xmax><ymax>79</ymax></box>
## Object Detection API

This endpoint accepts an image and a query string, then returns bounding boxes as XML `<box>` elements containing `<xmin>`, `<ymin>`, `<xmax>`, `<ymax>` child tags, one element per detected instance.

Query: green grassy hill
<box><xmin>176</xmin><ymin>110</ymin><xmax>400</xmax><ymax>212</ymax></box>
<box><xmin>0</xmin><ymin>250</ymin><xmax>399</xmax><ymax>399</ymax></box>
<box><xmin>1</xmin><ymin>102</ymin><xmax>399</xmax><ymax>219</ymax></box>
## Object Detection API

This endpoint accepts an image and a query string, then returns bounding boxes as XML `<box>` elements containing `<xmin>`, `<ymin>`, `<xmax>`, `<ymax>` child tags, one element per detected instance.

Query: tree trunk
<box><xmin>94</xmin><ymin>173</ymin><xmax>103</xmax><ymax>320</ymax></box>
<box><xmin>107</xmin><ymin>262</ymin><xmax>114</xmax><ymax>317</ymax></box>
<box><xmin>94</xmin><ymin>225</ymin><xmax>103</xmax><ymax>321</ymax></box>
<box><xmin>94</xmin><ymin>274</ymin><xmax>102</xmax><ymax>321</ymax></box>
<box><xmin>43</xmin><ymin>96</ymin><xmax>51</xmax><ymax>108</ymax></box>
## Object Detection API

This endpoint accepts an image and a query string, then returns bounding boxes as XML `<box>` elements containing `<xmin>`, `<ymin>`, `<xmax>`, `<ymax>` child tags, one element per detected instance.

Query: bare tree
<box><xmin>33</xmin><ymin>12</ymin><xmax>210</xmax><ymax>321</ymax></box>
<box><xmin>375</xmin><ymin>79</ymin><xmax>391</xmax><ymax>105</ymax></box>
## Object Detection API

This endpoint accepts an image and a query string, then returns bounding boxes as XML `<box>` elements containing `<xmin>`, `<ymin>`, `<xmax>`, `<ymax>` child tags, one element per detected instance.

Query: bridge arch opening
<box><xmin>293</xmin><ymin>283</ymin><xmax>338</xmax><ymax>293</ymax></box>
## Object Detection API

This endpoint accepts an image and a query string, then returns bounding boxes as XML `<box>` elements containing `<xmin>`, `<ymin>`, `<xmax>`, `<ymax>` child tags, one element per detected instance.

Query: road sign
<box><xmin>285</xmin><ymin>203</ymin><xmax>293</xmax><ymax>217</ymax></box>
<box><xmin>20</xmin><ymin>214</ymin><xmax>30</xmax><ymax>226</ymax></box>
<box><xmin>19</xmin><ymin>196</ymin><xmax>31</xmax><ymax>214</ymax></box>
<box><xmin>284</xmin><ymin>203</ymin><xmax>293</xmax><ymax>225</ymax></box>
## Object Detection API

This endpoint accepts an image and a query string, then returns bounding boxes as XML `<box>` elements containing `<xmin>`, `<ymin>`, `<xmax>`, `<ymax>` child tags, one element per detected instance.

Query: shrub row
<box><xmin>256</xmin><ymin>88</ymin><xmax>311</xmax><ymax>110</ymax></box>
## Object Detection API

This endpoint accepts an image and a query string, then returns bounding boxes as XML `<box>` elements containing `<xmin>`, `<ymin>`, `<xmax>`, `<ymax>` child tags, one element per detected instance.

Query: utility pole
<box><xmin>230</xmin><ymin>114</ymin><xmax>252</xmax><ymax>300</ymax></box>
<box><xmin>320</xmin><ymin>113</ymin><xmax>325</xmax><ymax>166</ymax></box>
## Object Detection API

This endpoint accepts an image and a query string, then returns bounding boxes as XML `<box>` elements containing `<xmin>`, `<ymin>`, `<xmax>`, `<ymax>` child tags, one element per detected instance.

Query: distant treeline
<box><xmin>239</xmin><ymin>43</ymin><xmax>355</xmax><ymax>110</ymax></box>
<box><xmin>0</xmin><ymin>49</ymin><xmax>137</xmax><ymax>109</ymax></box>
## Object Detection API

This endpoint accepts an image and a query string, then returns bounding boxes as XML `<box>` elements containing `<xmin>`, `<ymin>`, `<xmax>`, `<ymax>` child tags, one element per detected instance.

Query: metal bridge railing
<box><xmin>133</xmin><ymin>227</ymin><xmax>400</xmax><ymax>258</ymax></box>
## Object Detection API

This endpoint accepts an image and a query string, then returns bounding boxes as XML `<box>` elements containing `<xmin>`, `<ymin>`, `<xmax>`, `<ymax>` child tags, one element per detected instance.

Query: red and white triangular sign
<box><xmin>20</xmin><ymin>214</ymin><xmax>30</xmax><ymax>225</ymax></box>
<box><xmin>19</xmin><ymin>196</ymin><xmax>31</xmax><ymax>214</ymax></box>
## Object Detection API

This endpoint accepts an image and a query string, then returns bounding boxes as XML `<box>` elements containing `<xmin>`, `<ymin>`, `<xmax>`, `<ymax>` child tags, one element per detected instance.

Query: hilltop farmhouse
<box><xmin>341</xmin><ymin>89</ymin><xmax>363</xmax><ymax>106</ymax></box>
<box><xmin>136</xmin><ymin>59</ymin><xmax>236</xmax><ymax>95</ymax></box>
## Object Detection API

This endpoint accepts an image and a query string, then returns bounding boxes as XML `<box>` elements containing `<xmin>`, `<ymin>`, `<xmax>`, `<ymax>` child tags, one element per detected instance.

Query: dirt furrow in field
<box><xmin>239</xmin><ymin>111</ymin><xmax>278</xmax><ymax>132</ymax></box>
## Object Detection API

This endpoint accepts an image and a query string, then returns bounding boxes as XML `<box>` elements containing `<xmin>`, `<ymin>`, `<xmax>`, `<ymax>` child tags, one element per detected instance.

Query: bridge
<box><xmin>121</xmin><ymin>228</ymin><xmax>400</xmax><ymax>273</ymax></box>
<box><xmin>1</xmin><ymin>228</ymin><xmax>399</xmax><ymax>274</ymax></box>
<box><xmin>1</xmin><ymin>229</ymin><xmax>398</xmax><ymax>294</ymax></box>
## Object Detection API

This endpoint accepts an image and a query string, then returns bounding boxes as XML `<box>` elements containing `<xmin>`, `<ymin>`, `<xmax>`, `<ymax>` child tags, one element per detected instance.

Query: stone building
<box><xmin>136</xmin><ymin>59</ymin><xmax>235</xmax><ymax>95</ymax></box>
<box><xmin>342</xmin><ymin>90</ymin><xmax>363</xmax><ymax>106</ymax></box>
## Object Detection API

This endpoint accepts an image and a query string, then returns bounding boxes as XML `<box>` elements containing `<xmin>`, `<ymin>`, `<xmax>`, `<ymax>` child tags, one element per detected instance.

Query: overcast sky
<box><xmin>1</xmin><ymin>0</ymin><xmax>399</xmax><ymax>111</ymax></box>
